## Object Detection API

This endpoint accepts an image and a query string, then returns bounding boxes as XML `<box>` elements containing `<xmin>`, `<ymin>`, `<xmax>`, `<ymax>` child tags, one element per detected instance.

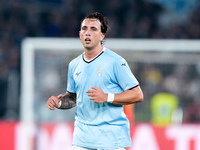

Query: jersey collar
<box><xmin>82</xmin><ymin>47</ymin><xmax>105</xmax><ymax>63</ymax></box>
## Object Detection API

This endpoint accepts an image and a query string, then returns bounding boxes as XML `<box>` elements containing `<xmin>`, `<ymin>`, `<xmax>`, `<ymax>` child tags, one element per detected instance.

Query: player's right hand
<box><xmin>46</xmin><ymin>95</ymin><xmax>62</xmax><ymax>110</ymax></box>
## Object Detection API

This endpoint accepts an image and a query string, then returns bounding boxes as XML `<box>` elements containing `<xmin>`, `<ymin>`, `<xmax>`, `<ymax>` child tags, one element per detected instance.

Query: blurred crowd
<box><xmin>0</xmin><ymin>0</ymin><xmax>200</xmax><ymax>121</ymax></box>
<box><xmin>133</xmin><ymin>62</ymin><xmax>200</xmax><ymax>123</ymax></box>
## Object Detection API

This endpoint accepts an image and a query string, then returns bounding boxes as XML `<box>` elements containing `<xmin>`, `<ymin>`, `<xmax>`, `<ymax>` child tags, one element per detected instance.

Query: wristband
<box><xmin>107</xmin><ymin>93</ymin><xmax>115</xmax><ymax>103</ymax></box>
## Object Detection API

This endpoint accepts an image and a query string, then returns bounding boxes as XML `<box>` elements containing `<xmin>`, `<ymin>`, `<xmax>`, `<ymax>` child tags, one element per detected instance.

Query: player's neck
<box><xmin>84</xmin><ymin>46</ymin><xmax>104</xmax><ymax>61</ymax></box>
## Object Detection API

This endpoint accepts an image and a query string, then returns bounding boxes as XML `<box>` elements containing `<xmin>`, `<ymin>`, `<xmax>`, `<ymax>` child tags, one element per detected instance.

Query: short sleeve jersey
<box><xmin>67</xmin><ymin>47</ymin><xmax>139</xmax><ymax>149</ymax></box>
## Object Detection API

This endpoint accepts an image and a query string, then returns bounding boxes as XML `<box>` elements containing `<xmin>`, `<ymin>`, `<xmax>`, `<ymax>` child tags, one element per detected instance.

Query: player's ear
<box><xmin>101</xmin><ymin>33</ymin><xmax>105</xmax><ymax>41</ymax></box>
<box><xmin>79</xmin><ymin>31</ymin><xmax>81</xmax><ymax>38</ymax></box>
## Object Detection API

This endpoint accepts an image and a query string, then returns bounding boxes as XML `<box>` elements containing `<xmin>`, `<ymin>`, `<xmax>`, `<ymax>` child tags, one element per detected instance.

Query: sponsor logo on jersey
<box><xmin>75</xmin><ymin>72</ymin><xmax>81</xmax><ymax>76</ymax></box>
<box><xmin>121</xmin><ymin>63</ymin><xmax>126</xmax><ymax>66</ymax></box>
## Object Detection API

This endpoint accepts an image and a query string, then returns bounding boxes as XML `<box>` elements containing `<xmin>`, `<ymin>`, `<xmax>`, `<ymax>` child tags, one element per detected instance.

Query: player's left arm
<box><xmin>86</xmin><ymin>85</ymin><xmax>143</xmax><ymax>105</ymax></box>
<box><xmin>112</xmin><ymin>85</ymin><xmax>143</xmax><ymax>105</ymax></box>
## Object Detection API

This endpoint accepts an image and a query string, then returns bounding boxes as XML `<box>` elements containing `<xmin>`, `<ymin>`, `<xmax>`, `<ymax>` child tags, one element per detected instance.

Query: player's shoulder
<box><xmin>69</xmin><ymin>54</ymin><xmax>82</xmax><ymax>67</ymax></box>
<box><xmin>104</xmin><ymin>47</ymin><xmax>126</xmax><ymax>62</ymax></box>
<box><xmin>104</xmin><ymin>47</ymin><xmax>121</xmax><ymax>57</ymax></box>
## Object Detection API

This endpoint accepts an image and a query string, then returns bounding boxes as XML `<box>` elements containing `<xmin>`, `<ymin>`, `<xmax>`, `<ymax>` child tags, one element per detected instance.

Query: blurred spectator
<box><xmin>150</xmin><ymin>93</ymin><xmax>179</xmax><ymax>126</ymax></box>
<box><xmin>0</xmin><ymin>43</ymin><xmax>8</xmax><ymax>118</ymax></box>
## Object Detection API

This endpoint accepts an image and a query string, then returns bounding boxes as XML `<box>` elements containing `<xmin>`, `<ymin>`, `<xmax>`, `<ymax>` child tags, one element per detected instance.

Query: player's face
<box><xmin>79</xmin><ymin>18</ymin><xmax>105</xmax><ymax>50</ymax></box>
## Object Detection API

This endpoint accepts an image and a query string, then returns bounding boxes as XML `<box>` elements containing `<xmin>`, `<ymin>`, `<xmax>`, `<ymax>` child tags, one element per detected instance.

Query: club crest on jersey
<box><xmin>96</xmin><ymin>68</ymin><xmax>105</xmax><ymax>77</ymax></box>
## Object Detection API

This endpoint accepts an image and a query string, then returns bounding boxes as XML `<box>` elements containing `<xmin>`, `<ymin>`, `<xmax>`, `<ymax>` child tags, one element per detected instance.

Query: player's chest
<box><xmin>73</xmin><ymin>62</ymin><xmax>112</xmax><ymax>82</ymax></box>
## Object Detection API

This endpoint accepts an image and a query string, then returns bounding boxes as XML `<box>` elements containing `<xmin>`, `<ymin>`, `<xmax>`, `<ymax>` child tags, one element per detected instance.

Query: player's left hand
<box><xmin>86</xmin><ymin>86</ymin><xmax>107</xmax><ymax>103</ymax></box>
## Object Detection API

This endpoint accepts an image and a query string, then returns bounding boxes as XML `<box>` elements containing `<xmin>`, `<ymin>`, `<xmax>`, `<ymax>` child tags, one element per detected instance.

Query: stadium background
<box><xmin>0</xmin><ymin>0</ymin><xmax>200</xmax><ymax>150</ymax></box>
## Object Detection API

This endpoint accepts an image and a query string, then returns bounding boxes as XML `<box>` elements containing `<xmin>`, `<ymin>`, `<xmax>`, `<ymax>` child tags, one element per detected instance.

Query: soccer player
<box><xmin>46</xmin><ymin>12</ymin><xmax>143</xmax><ymax>150</ymax></box>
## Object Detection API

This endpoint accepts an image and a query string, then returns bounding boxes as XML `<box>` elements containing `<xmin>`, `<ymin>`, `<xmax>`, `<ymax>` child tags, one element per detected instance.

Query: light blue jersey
<box><xmin>67</xmin><ymin>48</ymin><xmax>139</xmax><ymax>149</ymax></box>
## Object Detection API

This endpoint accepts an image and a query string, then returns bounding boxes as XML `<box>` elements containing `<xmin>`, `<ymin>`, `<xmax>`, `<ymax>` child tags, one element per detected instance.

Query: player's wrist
<box><xmin>107</xmin><ymin>93</ymin><xmax>115</xmax><ymax>103</ymax></box>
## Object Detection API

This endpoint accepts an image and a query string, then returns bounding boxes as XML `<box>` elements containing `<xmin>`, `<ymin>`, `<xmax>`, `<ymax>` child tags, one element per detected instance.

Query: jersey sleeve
<box><xmin>113</xmin><ymin>57</ymin><xmax>139</xmax><ymax>91</ymax></box>
<box><xmin>66</xmin><ymin>62</ymin><xmax>76</xmax><ymax>93</ymax></box>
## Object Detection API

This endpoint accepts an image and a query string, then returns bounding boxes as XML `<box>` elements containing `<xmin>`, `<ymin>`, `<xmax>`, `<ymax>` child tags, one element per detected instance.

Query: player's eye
<box><xmin>82</xmin><ymin>26</ymin><xmax>87</xmax><ymax>30</ymax></box>
<box><xmin>91</xmin><ymin>27</ymin><xmax>97</xmax><ymax>31</ymax></box>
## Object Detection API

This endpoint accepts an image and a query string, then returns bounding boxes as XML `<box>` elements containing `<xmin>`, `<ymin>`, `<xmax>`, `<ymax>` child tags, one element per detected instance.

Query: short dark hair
<box><xmin>81</xmin><ymin>12</ymin><xmax>110</xmax><ymax>34</ymax></box>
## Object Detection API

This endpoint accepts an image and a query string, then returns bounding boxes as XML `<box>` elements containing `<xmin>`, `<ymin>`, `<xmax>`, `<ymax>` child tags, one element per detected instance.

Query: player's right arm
<box><xmin>46</xmin><ymin>92</ymin><xmax>76</xmax><ymax>110</ymax></box>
